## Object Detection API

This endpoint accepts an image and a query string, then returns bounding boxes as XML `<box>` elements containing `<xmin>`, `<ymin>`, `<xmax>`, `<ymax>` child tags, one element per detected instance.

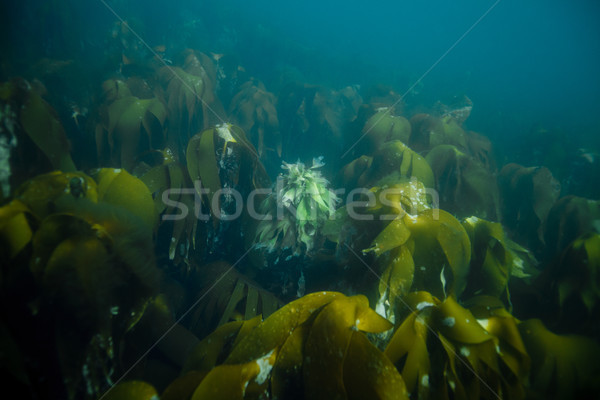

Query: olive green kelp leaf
<box><xmin>361</xmin><ymin>109</ymin><xmax>411</xmax><ymax>154</ymax></box>
<box><xmin>553</xmin><ymin>233</ymin><xmax>600</xmax><ymax>315</ymax></box>
<box><xmin>187</xmin><ymin>261</ymin><xmax>285</xmax><ymax>340</ymax></box>
<box><xmin>182</xmin><ymin>317</ymin><xmax>262</xmax><ymax>375</ymax></box>
<box><xmin>159</xmin><ymin>65</ymin><xmax>207</xmax><ymax>139</ymax></box>
<box><xmin>0</xmin><ymin>78</ymin><xmax>76</xmax><ymax>172</ymax></box>
<box><xmin>186</xmin><ymin>123</ymin><xmax>269</xmax><ymax>227</ymax></box>
<box><xmin>544</xmin><ymin>195</ymin><xmax>600</xmax><ymax>258</ymax></box>
<box><xmin>91</xmin><ymin>168</ymin><xmax>158</xmax><ymax>231</ymax></box>
<box><xmin>159</xmin><ymin>51</ymin><xmax>224</xmax><ymax>145</ymax></box>
<box><xmin>302</xmin><ymin>295</ymin><xmax>405</xmax><ymax>400</ymax></box>
<box><xmin>13</xmin><ymin>170</ymin><xmax>98</xmax><ymax>220</ymax></box>
<box><xmin>409</xmin><ymin>210</ymin><xmax>472</xmax><ymax>298</ymax></box>
<box><xmin>365</xmin><ymin>209</ymin><xmax>471</xmax><ymax>303</ymax></box>
<box><xmin>462</xmin><ymin>216</ymin><xmax>514</xmax><ymax>302</ymax></box>
<box><xmin>99</xmin><ymin>94</ymin><xmax>167</xmax><ymax>169</ymax></box>
<box><xmin>0</xmin><ymin>199</ymin><xmax>33</xmax><ymax>259</ymax></box>
<box><xmin>361</xmin><ymin>140</ymin><xmax>434</xmax><ymax>189</ymax></box>
<box><xmin>409</xmin><ymin>113</ymin><xmax>468</xmax><ymax>153</ymax></box>
<box><xmin>229</xmin><ymin>79</ymin><xmax>281</xmax><ymax>158</ymax></box>
<box><xmin>337</xmin><ymin>154</ymin><xmax>372</xmax><ymax>192</ymax></box>
<box><xmin>100</xmin><ymin>381</ymin><xmax>159</xmax><ymax>400</ymax></box>
<box><xmin>498</xmin><ymin>163</ymin><xmax>560</xmax><ymax>251</ymax></box>
<box><xmin>186</xmin><ymin>125</ymin><xmax>221</xmax><ymax>211</ymax></box>
<box><xmin>386</xmin><ymin>293</ymin><xmax>529</xmax><ymax>400</ymax></box>
<box><xmin>19</xmin><ymin>86</ymin><xmax>77</xmax><ymax>172</ymax></box>
<box><xmin>518</xmin><ymin>318</ymin><xmax>600</xmax><ymax>398</ymax></box>
<box><xmin>183</xmin><ymin>292</ymin><xmax>404</xmax><ymax>400</ymax></box>
<box><xmin>138</xmin><ymin>158</ymin><xmax>196</xmax><ymax>262</ymax></box>
<box><xmin>426</xmin><ymin>144</ymin><xmax>500</xmax><ymax>220</ymax></box>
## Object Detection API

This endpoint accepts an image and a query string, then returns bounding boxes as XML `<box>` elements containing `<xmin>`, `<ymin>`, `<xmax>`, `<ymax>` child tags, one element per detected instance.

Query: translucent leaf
<box><xmin>225</xmin><ymin>291</ymin><xmax>342</xmax><ymax>364</ymax></box>
<box><xmin>101</xmin><ymin>381</ymin><xmax>158</xmax><ymax>400</ymax></box>
<box><xmin>19</xmin><ymin>86</ymin><xmax>76</xmax><ymax>172</ymax></box>
<box><xmin>343</xmin><ymin>331</ymin><xmax>408</xmax><ymax>400</ymax></box>
<box><xmin>364</xmin><ymin>218</ymin><xmax>411</xmax><ymax>256</ymax></box>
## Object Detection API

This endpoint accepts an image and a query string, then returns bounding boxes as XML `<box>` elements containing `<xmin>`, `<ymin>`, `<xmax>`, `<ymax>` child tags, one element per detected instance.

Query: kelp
<box><xmin>95</xmin><ymin>79</ymin><xmax>167</xmax><ymax>169</ymax></box>
<box><xmin>426</xmin><ymin>144</ymin><xmax>500</xmax><ymax>220</ymax></box>
<box><xmin>229</xmin><ymin>79</ymin><xmax>281</xmax><ymax>158</ymax></box>
<box><xmin>385</xmin><ymin>292</ymin><xmax>529</xmax><ymax>399</ymax></box>
<box><xmin>350</xmin><ymin>140</ymin><xmax>434</xmax><ymax>189</ymax></box>
<box><xmin>176</xmin><ymin>292</ymin><xmax>407</xmax><ymax>400</ymax></box>
<box><xmin>461</xmin><ymin>216</ymin><xmax>514</xmax><ymax>302</ymax></box>
<box><xmin>0</xmin><ymin>198</ymin><xmax>33</xmax><ymax>258</ymax></box>
<box><xmin>138</xmin><ymin>156</ymin><xmax>195</xmax><ymax>262</ymax></box>
<box><xmin>159</xmin><ymin>65</ymin><xmax>205</xmax><ymax>137</ymax></box>
<box><xmin>360</xmin><ymin>108</ymin><xmax>411</xmax><ymax>154</ymax></box>
<box><xmin>364</xmin><ymin>204</ymin><xmax>471</xmax><ymax>317</ymax></box>
<box><xmin>186</xmin><ymin>123</ymin><xmax>269</xmax><ymax>227</ymax></box>
<box><xmin>0</xmin><ymin>77</ymin><xmax>76</xmax><ymax>176</ymax></box>
<box><xmin>0</xmin><ymin>170</ymin><xmax>160</xmax><ymax>399</ymax></box>
<box><xmin>278</xmin><ymin>82</ymin><xmax>360</xmax><ymax>162</ymax></box>
<box><xmin>518</xmin><ymin>319</ymin><xmax>600</xmax><ymax>398</ymax></box>
<box><xmin>553</xmin><ymin>233</ymin><xmax>600</xmax><ymax>316</ymax></box>
<box><xmin>101</xmin><ymin>381</ymin><xmax>159</xmax><ymax>400</ymax></box>
<box><xmin>159</xmin><ymin>50</ymin><xmax>224</xmax><ymax>145</ymax></box>
<box><xmin>466</xmin><ymin>130</ymin><xmax>497</xmax><ymax>173</ymax></box>
<box><xmin>13</xmin><ymin>170</ymin><xmax>97</xmax><ymax>219</ymax></box>
<box><xmin>337</xmin><ymin>154</ymin><xmax>372</xmax><ymax>191</ymax></box>
<box><xmin>186</xmin><ymin>261</ymin><xmax>285</xmax><ymax>340</ymax></box>
<box><xmin>544</xmin><ymin>195</ymin><xmax>600</xmax><ymax>259</ymax></box>
<box><xmin>323</xmin><ymin>178</ymin><xmax>468</xmax><ymax>320</ymax></box>
<box><xmin>409</xmin><ymin>113</ymin><xmax>468</xmax><ymax>153</ymax></box>
<box><xmin>498</xmin><ymin>163</ymin><xmax>561</xmax><ymax>252</ymax></box>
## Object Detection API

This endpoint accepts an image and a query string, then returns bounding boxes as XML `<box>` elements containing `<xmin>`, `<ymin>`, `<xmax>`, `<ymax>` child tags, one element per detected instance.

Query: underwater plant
<box><xmin>548</xmin><ymin>232</ymin><xmax>600</xmax><ymax>328</ymax></box>
<box><xmin>95</xmin><ymin>78</ymin><xmax>168</xmax><ymax>170</ymax></box>
<box><xmin>0</xmin><ymin>78</ymin><xmax>77</xmax><ymax>199</ymax></box>
<box><xmin>426</xmin><ymin>144</ymin><xmax>500</xmax><ymax>220</ymax></box>
<box><xmin>277</xmin><ymin>82</ymin><xmax>361</xmax><ymax>165</ymax></box>
<box><xmin>359</xmin><ymin>108</ymin><xmax>411</xmax><ymax>155</ymax></box>
<box><xmin>343</xmin><ymin>140</ymin><xmax>434</xmax><ymax>189</ymax></box>
<box><xmin>409</xmin><ymin>113</ymin><xmax>468</xmax><ymax>154</ymax></box>
<box><xmin>385</xmin><ymin>292</ymin><xmax>529</xmax><ymax>400</ymax></box>
<box><xmin>228</xmin><ymin>79</ymin><xmax>281</xmax><ymax>160</ymax></box>
<box><xmin>461</xmin><ymin>216</ymin><xmax>518</xmax><ymax>304</ymax></box>
<box><xmin>186</xmin><ymin>123</ymin><xmax>270</xmax><ymax>222</ymax></box>
<box><xmin>158</xmin><ymin>50</ymin><xmax>225</xmax><ymax>149</ymax></box>
<box><xmin>517</xmin><ymin>318</ymin><xmax>600</xmax><ymax>398</ymax></box>
<box><xmin>363</xmin><ymin>195</ymin><xmax>471</xmax><ymax>320</ymax></box>
<box><xmin>0</xmin><ymin>170</ymin><xmax>160</xmax><ymax>399</ymax></box>
<box><xmin>252</xmin><ymin>157</ymin><xmax>339</xmax><ymax>259</ymax></box>
<box><xmin>137</xmin><ymin>150</ymin><xmax>195</xmax><ymax>263</ymax></box>
<box><xmin>165</xmin><ymin>291</ymin><xmax>407</xmax><ymax>400</ymax></box>
<box><xmin>498</xmin><ymin>163</ymin><xmax>561</xmax><ymax>253</ymax></box>
<box><xmin>324</xmin><ymin>176</ymin><xmax>469</xmax><ymax>323</ymax></box>
<box><xmin>184</xmin><ymin>261</ymin><xmax>285</xmax><ymax>340</ymax></box>
<box><xmin>543</xmin><ymin>195</ymin><xmax>600</xmax><ymax>259</ymax></box>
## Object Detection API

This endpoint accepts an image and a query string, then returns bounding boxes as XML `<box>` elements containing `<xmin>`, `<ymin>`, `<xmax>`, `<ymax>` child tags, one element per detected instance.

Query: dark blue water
<box><xmin>3</xmin><ymin>0</ymin><xmax>598</xmax><ymax>153</ymax></box>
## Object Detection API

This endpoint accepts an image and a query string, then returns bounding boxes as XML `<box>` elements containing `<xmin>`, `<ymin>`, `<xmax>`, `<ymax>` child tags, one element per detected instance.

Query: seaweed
<box><xmin>360</xmin><ymin>108</ymin><xmax>411</xmax><ymax>154</ymax></box>
<box><xmin>181</xmin><ymin>292</ymin><xmax>406</xmax><ymax>400</ymax></box>
<box><xmin>385</xmin><ymin>293</ymin><xmax>529</xmax><ymax>399</ymax></box>
<box><xmin>366</xmin><ymin>141</ymin><xmax>435</xmax><ymax>188</ymax></box>
<box><xmin>426</xmin><ymin>144</ymin><xmax>500</xmax><ymax>220</ymax></box>
<box><xmin>229</xmin><ymin>79</ymin><xmax>281</xmax><ymax>159</ymax></box>
<box><xmin>186</xmin><ymin>261</ymin><xmax>285</xmax><ymax>340</ymax></box>
<box><xmin>95</xmin><ymin>79</ymin><xmax>167</xmax><ymax>170</ymax></box>
<box><xmin>498</xmin><ymin>163</ymin><xmax>561</xmax><ymax>253</ymax></box>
